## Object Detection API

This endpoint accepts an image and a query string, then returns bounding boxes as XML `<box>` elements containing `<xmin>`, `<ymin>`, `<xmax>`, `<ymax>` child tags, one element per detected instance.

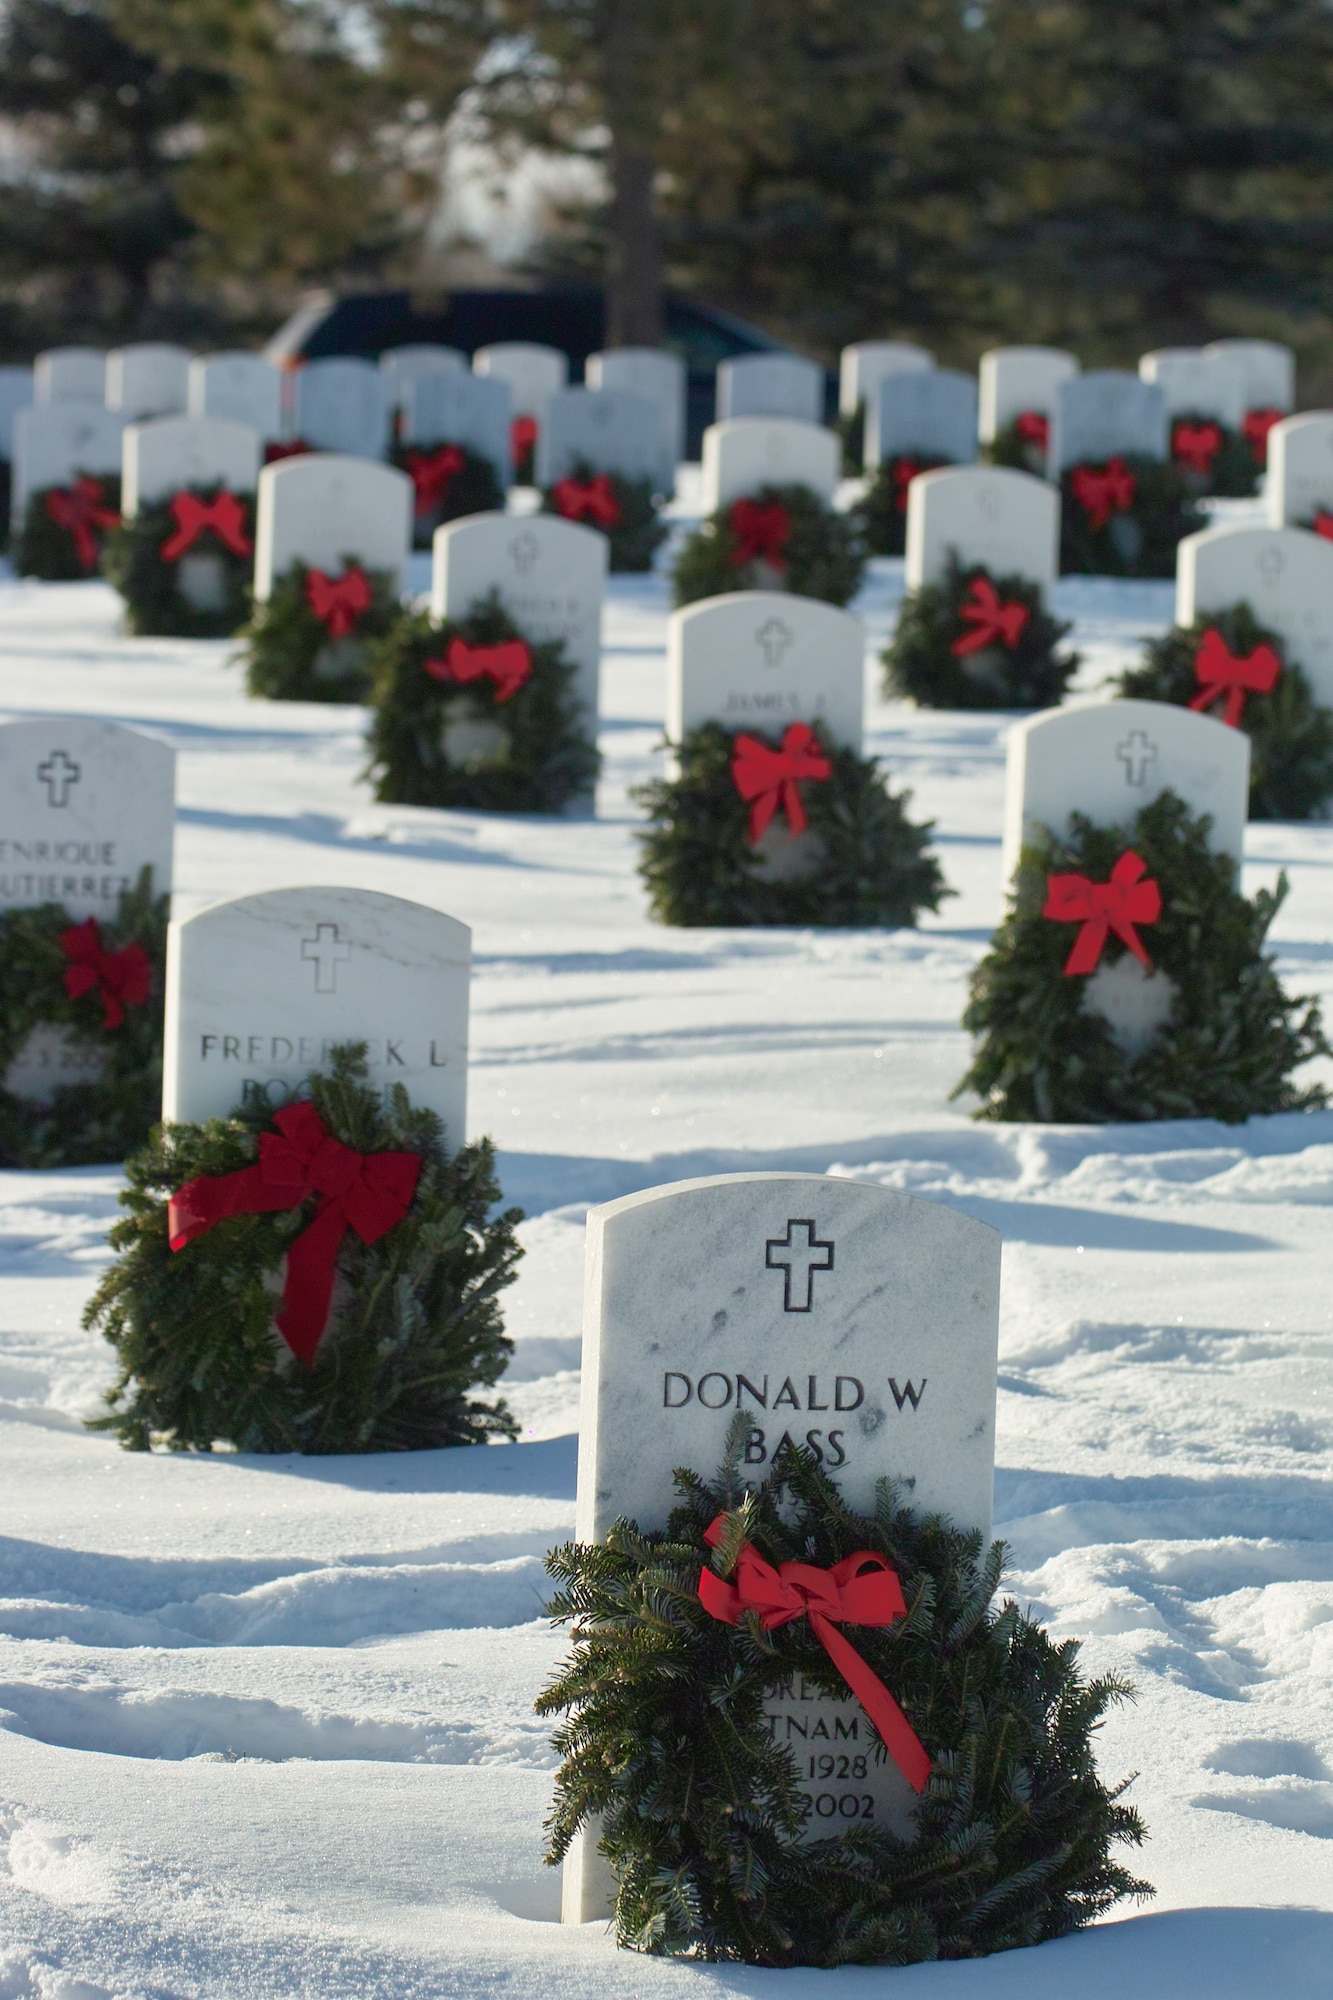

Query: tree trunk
<box><xmin>604</xmin><ymin>1</ymin><xmax>664</xmax><ymax>348</ymax></box>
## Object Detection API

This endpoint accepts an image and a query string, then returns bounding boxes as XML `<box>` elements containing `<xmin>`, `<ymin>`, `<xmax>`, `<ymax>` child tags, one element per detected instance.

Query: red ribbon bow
<box><xmin>552</xmin><ymin>474</ymin><xmax>622</xmax><ymax>530</ymax></box>
<box><xmin>304</xmin><ymin>565</ymin><xmax>372</xmax><ymax>638</ymax></box>
<box><xmin>404</xmin><ymin>445</ymin><xmax>465</xmax><ymax>516</ymax></box>
<box><xmin>1188</xmin><ymin>625</ymin><xmax>1281</xmax><ymax>728</ymax></box>
<box><xmin>1312</xmin><ymin>510</ymin><xmax>1333</xmax><ymax>541</ymax></box>
<box><xmin>511</xmin><ymin>415</ymin><xmax>538</xmax><ymax>466</ymax></box>
<box><xmin>59</xmin><ymin>918</ymin><xmax>151</xmax><ymax>1029</ymax></box>
<box><xmin>951</xmin><ymin>575</ymin><xmax>1031</xmax><ymax>656</ymax></box>
<box><xmin>159</xmin><ymin>489</ymin><xmax>253</xmax><ymax>563</ymax></box>
<box><xmin>1014</xmin><ymin>411</ymin><xmax>1049</xmax><ymax>451</ymax></box>
<box><xmin>729</xmin><ymin>497</ymin><xmax>791</xmax><ymax>568</ymax></box>
<box><xmin>1242</xmin><ymin>408</ymin><xmax>1282</xmax><ymax>466</ymax></box>
<box><xmin>1042</xmin><ymin>849</ymin><xmax>1162</xmax><ymax>976</ymax></box>
<box><xmin>698</xmin><ymin>1515</ymin><xmax>932</xmax><ymax>1794</ymax></box>
<box><xmin>44</xmin><ymin>477</ymin><xmax>120</xmax><ymax>572</ymax></box>
<box><xmin>424</xmin><ymin>635</ymin><xmax>532</xmax><ymax>704</ymax></box>
<box><xmin>731</xmin><ymin>721</ymin><xmax>831</xmax><ymax>844</ymax></box>
<box><xmin>167</xmin><ymin>1100</ymin><xmax>421</xmax><ymax>1366</ymax></box>
<box><xmin>892</xmin><ymin>457</ymin><xmax>922</xmax><ymax>512</ymax></box>
<box><xmin>1070</xmin><ymin>457</ymin><xmax>1136</xmax><ymax>533</ymax></box>
<box><xmin>1172</xmin><ymin>420</ymin><xmax>1223</xmax><ymax>477</ymax></box>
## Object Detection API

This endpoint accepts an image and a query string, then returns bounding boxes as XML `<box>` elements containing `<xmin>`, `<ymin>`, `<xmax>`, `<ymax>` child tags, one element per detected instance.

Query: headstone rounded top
<box><xmin>122</xmin><ymin>415</ymin><xmax>261</xmax><ymax>515</ymax></box>
<box><xmin>0</xmin><ymin>714</ymin><xmax>175</xmax><ymax>922</ymax></box>
<box><xmin>1203</xmin><ymin>338</ymin><xmax>1295</xmax><ymax>413</ymax></box>
<box><xmin>1176</xmin><ymin>521</ymin><xmax>1333</xmax><ymax>704</ymax></box>
<box><xmin>866</xmin><ymin>369</ymin><xmax>979</xmax><ymax>471</ymax></box>
<box><xmin>1266</xmin><ymin>411</ymin><xmax>1333</xmax><ymax>531</ymax></box>
<box><xmin>584</xmin><ymin>349</ymin><xmax>686</xmax><ymax>472</ymax></box>
<box><xmin>34</xmin><ymin>348</ymin><xmax>106</xmax><ymax>405</ymax></box>
<box><xmin>667</xmin><ymin>590</ymin><xmax>865</xmax><ymax>753</ymax></box>
<box><xmin>106</xmin><ymin>344</ymin><xmax>192</xmax><ymax>421</ymax></box>
<box><xmin>403</xmin><ymin>371</ymin><xmax>511</xmax><ymax>482</ymax></box>
<box><xmin>188</xmin><ymin>352</ymin><xmax>283</xmax><ymax>438</ymax></box>
<box><xmin>700</xmin><ymin>417</ymin><xmax>839</xmax><ymax>511</ymax></box>
<box><xmin>1138</xmin><ymin>348</ymin><xmax>1245</xmax><ymax>426</ymax></box>
<box><xmin>838</xmin><ymin>342</ymin><xmax>933</xmax><ymax>418</ymax></box>
<box><xmin>977</xmin><ymin>347</ymin><xmax>1077</xmax><ymax>442</ymax></box>
<box><xmin>1050</xmin><ymin>370</ymin><xmax>1168</xmax><ymax>472</ymax></box>
<box><xmin>253</xmin><ymin>453</ymin><xmax>412</xmax><ymax>597</ymax></box>
<box><xmin>472</xmin><ymin>343</ymin><xmax>568</xmax><ymax>417</ymax></box>
<box><xmin>717</xmin><ymin>354</ymin><xmax>825</xmax><ymax>425</ymax></box>
<box><xmin>293</xmin><ymin>358</ymin><xmax>390</xmax><ymax>461</ymax></box>
<box><xmin>11</xmin><ymin>402</ymin><xmax>125</xmax><ymax>521</ymax></box>
<box><xmin>904</xmin><ymin>463</ymin><xmax>1059</xmax><ymax>592</ymax></box>
<box><xmin>536</xmin><ymin>385</ymin><xmax>665</xmax><ymax>486</ymax></box>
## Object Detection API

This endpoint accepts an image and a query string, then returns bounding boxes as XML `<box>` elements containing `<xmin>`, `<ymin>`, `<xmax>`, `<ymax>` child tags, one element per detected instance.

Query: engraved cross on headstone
<box><xmin>1258</xmin><ymin>548</ymin><xmax>1285</xmax><ymax>585</ymax></box>
<box><xmin>508</xmin><ymin>531</ymin><xmax>540</xmax><ymax>575</ymax></box>
<box><xmin>301</xmin><ymin>923</ymin><xmax>351</xmax><ymax>993</ymax></box>
<box><xmin>36</xmin><ymin>749</ymin><xmax>81</xmax><ymax>807</ymax></box>
<box><xmin>1117</xmin><ymin>729</ymin><xmax>1158</xmax><ymax>787</ymax></box>
<box><xmin>765</xmin><ymin>1218</ymin><xmax>834</xmax><ymax>1312</ymax></box>
<box><xmin>755</xmin><ymin>617</ymin><xmax>794</xmax><ymax>669</ymax></box>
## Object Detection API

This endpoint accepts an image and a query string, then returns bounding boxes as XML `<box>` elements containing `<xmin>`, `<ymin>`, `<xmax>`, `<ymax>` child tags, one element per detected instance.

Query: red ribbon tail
<box><xmin>809</xmin><ymin>1613</ymin><xmax>932</xmax><ymax>1794</ymax></box>
<box><xmin>1223</xmin><ymin>687</ymin><xmax>1245</xmax><ymax>729</ymax></box>
<box><xmin>275</xmin><ymin>1198</ymin><xmax>348</xmax><ymax>1365</ymax></box>
<box><xmin>1063</xmin><ymin>916</ymin><xmax>1107</xmax><ymax>977</ymax></box>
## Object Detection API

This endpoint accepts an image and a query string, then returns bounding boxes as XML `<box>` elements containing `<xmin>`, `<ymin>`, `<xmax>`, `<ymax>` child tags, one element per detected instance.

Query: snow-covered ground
<box><xmin>1</xmin><ymin>530</ymin><xmax>1331</xmax><ymax>1998</ymax></box>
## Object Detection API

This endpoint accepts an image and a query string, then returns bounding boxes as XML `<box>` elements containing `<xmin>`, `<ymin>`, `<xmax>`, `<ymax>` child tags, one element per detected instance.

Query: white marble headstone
<box><xmin>978</xmin><ymin>348</ymin><xmax>1077</xmax><ymax>444</ymax></box>
<box><xmin>1049</xmin><ymin>371</ymin><xmax>1168</xmax><ymax>473</ymax></box>
<box><xmin>431</xmin><ymin>511</ymin><xmax>606</xmax><ymax>731</ymax></box>
<box><xmin>1203</xmin><ymin>339</ymin><xmax>1295</xmax><ymax>416</ymax></box>
<box><xmin>1138</xmin><ymin>349</ymin><xmax>1245</xmax><ymax>427</ymax></box>
<box><xmin>838</xmin><ymin>343</ymin><xmax>933</xmax><ymax>419</ymax></box>
<box><xmin>163</xmin><ymin>887</ymin><xmax>470</xmax><ymax>1142</ymax></box>
<box><xmin>1176</xmin><ymin>524</ymin><xmax>1333</xmax><ymax>706</ymax></box>
<box><xmin>188</xmin><ymin>353</ymin><xmax>283</xmax><ymax>441</ymax></box>
<box><xmin>1266</xmin><ymin>413</ymin><xmax>1333</xmax><ymax>529</ymax></box>
<box><xmin>0</xmin><ymin>368</ymin><xmax>34</xmax><ymax>460</ymax></box>
<box><xmin>535</xmin><ymin>386</ymin><xmax>664</xmax><ymax>487</ymax></box>
<box><xmin>904</xmin><ymin>466</ymin><xmax>1059</xmax><ymax>593</ymax></box>
<box><xmin>472</xmin><ymin>343</ymin><xmax>568</xmax><ymax>422</ymax></box>
<box><xmin>717</xmin><ymin>354</ymin><xmax>825</xmax><ymax>425</ymax></box>
<box><xmin>293</xmin><ymin>359</ymin><xmax>389</xmax><ymax>461</ymax></box>
<box><xmin>253</xmin><ymin>455</ymin><xmax>412</xmax><ymax>599</ymax></box>
<box><xmin>403</xmin><ymin>373</ymin><xmax>512</xmax><ymax>486</ymax></box>
<box><xmin>562</xmin><ymin>1170</ymin><xmax>1002</xmax><ymax>1922</ymax></box>
<box><xmin>585</xmin><ymin>348</ymin><xmax>686</xmax><ymax>475</ymax></box>
<box><xmin>668</xmin><ymin>592</ymin><xmax>864</xmax><ymax>753</ymax></box>
<box><xmin>379</xmin><ymin>344</ymin><xmax>466</xmax><ymax>413</ymax></box>
<box><xmin>106</xmin><ymin>345</ymin><xmax>191</xmax><ymax>421</ymax></box>
<box><xmin>122</xmin><ymin>417</ymin><xmax>260</xmax><ymax>515</ymax></box>
<box><xmin>1002</xmin><ymin>698</ymin><xmax>1249</xmax><ymax>886</ymax></box>
<box><xmin>866</xmin><ymin>370</ymin><xmax>979</xmax><ymax>471</ymax></box>
<box><xmin>34</xmin><ymin>348</ymin><xmax>107</xmax><ymax>406</ymax></box>
<box><xmin>701</xmin><ymin>418</ymin><xmax>839</xmax><ymax>512</ymax></box>
<box><xmin>0</xmin><ymin>716</ymin><xmax>175</xmax><ymax>923</ymax></box>
<box><xmin>11</xmin><ymin>403</ymin><xmax>125</xmax><ymax>525</ymax></box>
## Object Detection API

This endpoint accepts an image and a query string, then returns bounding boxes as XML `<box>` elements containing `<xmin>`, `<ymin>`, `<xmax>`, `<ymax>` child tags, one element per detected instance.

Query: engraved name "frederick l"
<box><xmin>197</xmin><ymin>1035</ymin><xmax>453</xmax><ymax>1066</ymax></box>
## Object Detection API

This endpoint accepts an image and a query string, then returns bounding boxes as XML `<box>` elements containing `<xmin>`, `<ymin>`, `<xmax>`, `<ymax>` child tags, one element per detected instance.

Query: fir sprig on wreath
<box><xmin>14</xmin><ymin>473</ymin><xmax>122</xmax><ymax>580</ymax></box>
<box><xmin>884</xmin><ymin>553</ymin><xmax>1080</xmax><ymax>710</ymax></box>
<box><xmin>102</xmin><ymin>483</ymin><xmax>256</xmax><ymax>638</ymax></box>
<box><xmin>84</xmin><ymin>1043</ymin><xmax>522</xmax><ymax>1455</ymax></box>
<box><xmin>0</xmin><ymin>867</ymin><xmax>166</xmax><ymax>1169</ymax></box>
<box><xmin>364</xmin><ymin>592</ymin><xmax>600</xmax><ymax>812</ymax></box>
<box><xmin>539</xmin><ymin>1421</ymin><xmax>1150</xmax><ymax>1968</ymax></box>
<box><xmin>1059</xmin><ymin>454</ymin><xmax>1205</xmax><ymax>577</ymax></box>
<box><xmin>986</xmin><ymin>416</ymin><xmax>1049</xmax><ymax>479</ymax></box>
<box><xmin>855</xmin><ymin>454</ymin><xmax>950</xmax><ymax>557</ymax></box>
<box><xmin>541</xmin><ymin>458</ymin><xmax>668</xmax><ymax>573</ymax></box>
<box><xmin>242</xmin><ymin>557</ymin><xmax>400</xmax><ymax>702</ymax></box>
<box><xmin>1117</xmin><ymin>603</ymin><xmax>1333</xmax><ymax>821</ymax></box>
<box><xmin>633</xmin><ymin>719</ymin><xmax>947</xmax><ymax>928</ymax></box>
<box><xmin>672</xmin><ymin>483</ymin><xmax>865</xmax><ymax>608</ymax></box>
<box><xmin>956</xmin><ymin>790</ymin><xmax>1329</xmax><ymax>1123</ymax></box>
<box><xmin>1167</xmin><ymin>414</ymin><xmax>1257</xmax><ymax>499</ymax></box>
<box><xmin>392</xmin><ymin>441</ymin><xmax>504</xmax><ymax>548</ymax></box>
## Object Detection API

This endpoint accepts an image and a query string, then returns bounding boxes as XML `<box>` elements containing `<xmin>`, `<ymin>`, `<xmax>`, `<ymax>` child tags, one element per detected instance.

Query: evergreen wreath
<box><xmin>1167</xmin><ymin>414</ymin><xmax>1257</xmax><ymax>499</ymax></box>
<box><xmin>392</xmin><ymin>441</ymin><xmax>504</xmax><ymax>548</ymax></box>
<box><xmin>539</xmin><ymin>1421</ymin><xmax>1150</xmax><ymax>1968</ymax></box>
<box><xmin>14</xmin><ymin>473</ymin><xmax>122</xmax><ymax>580</ymax></box>
<box><xmin>541</xmin><ymin>458</ymin><xmax>668</xmax><ymax>573</ymax></box>
<box><xmin>1058</xmin><ymin>454</ymin><xmax>1205</xmax><ymax>578</ymax></box>
<box><xmin>672</xmin><ymin>483</ymin><xmax>866</xmax><ymax>608</ymax></box>
<box><xmin>0</xmin><ymin>867</ymin><xmax>167</xmax><ymax>1169</ymax></box>
<box><xmin>884</xmin><ymin>553</ymin><xmax>1079</xmax><ymax>711</ymax></box>
<box><xmin>84</xmin><ymin>1043</ymin><xmax>522</xmax><ymax>1455</ymax></box>
<box><xmin>101</xmin><ymin>483</ymin><xmax>256</xmax><ymax>638</ymax></box>
<box><xmin>242</xmin><ymin>557</ymin><xmax>401</xmax><ymax>703</ymax></box>
<box><xmin>364</xmin><ymin>592</ymin><xmax>600</xmax><ymax>812</ymax></box>
<box><xmin>633</xmin><ymin>719</ymin><xmax>947</xmax><ymax>928</ymax></box>
<box><xmin>1117</xmin><ymin>603</ymin><xmax>1333</xmax><ymax>821</ymax></box>
<box><xmin>986</xmin><ymin>415</ymin><xmax>1049</xmax><ymax>478</ymax></box>
<box><xmin>855</xmin><ymin>454</ymin><xmax>950</xmax><ymax>557</ymax></box>
<box><xmin>956</xmin><ymin>790</ymin><xmax>1329</xmax><ymax>1124</ymax></box>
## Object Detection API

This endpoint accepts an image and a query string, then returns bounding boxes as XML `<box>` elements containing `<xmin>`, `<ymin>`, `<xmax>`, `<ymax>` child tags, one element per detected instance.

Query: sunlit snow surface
<box><xmin>0</xmin><ymin>530</ymin><xmax>1331</xmax><ymax>1997</ymax></box>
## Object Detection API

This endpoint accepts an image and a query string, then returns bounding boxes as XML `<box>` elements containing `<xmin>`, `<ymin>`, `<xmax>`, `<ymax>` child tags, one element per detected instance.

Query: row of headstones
<box><xmin>0</xmin><ymin>343</ymin><xmax>688</xmax><ymax>493</ymax></box>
